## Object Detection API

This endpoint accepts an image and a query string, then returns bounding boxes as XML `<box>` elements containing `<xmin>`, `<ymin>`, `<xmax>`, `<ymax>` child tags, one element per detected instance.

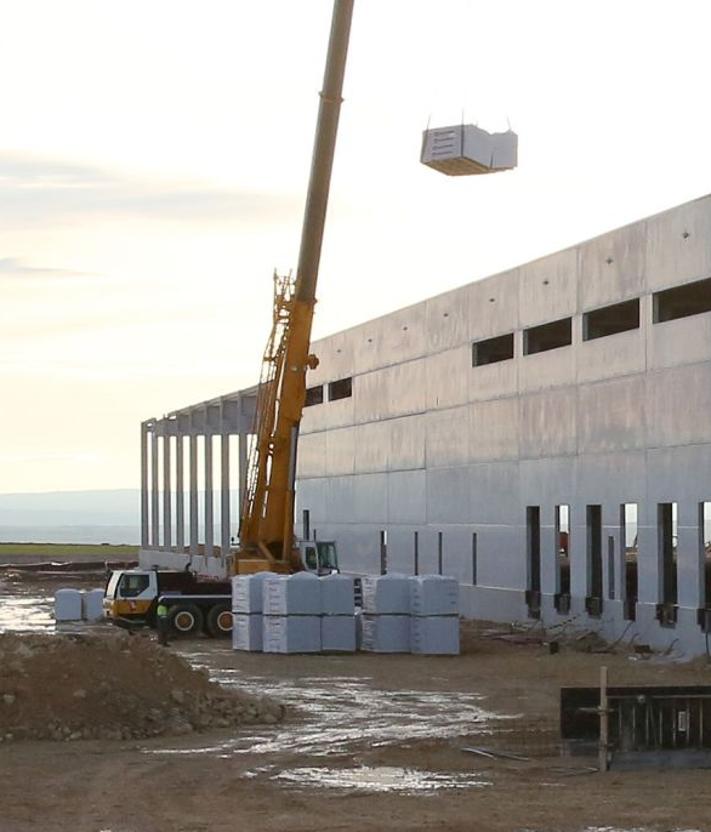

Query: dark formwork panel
<box><xmin>524</xmin><ymin>317</ymin><xmax>572</xmax><ymax>355</ymax></box>
<box><xmin>472</xmin><ymin>332</ymin><xmax>515</xmax><ymax>366</ymax></box>
<box><xmin>584</xmin><ymin>298</ymin><xmax>640</xmax><ymax>341</ymax></box>
<box><xmin>654</xmin><ymin>276</ymin><xmax>711</xmax><ymax>323</ymax></box>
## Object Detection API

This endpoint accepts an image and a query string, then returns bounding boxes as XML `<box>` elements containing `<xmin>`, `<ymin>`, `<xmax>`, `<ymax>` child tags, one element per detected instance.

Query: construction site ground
<box><xmin>0</xmin><ymin>570</ymin><xmax>709</xmax><ymax>832</ymax></box>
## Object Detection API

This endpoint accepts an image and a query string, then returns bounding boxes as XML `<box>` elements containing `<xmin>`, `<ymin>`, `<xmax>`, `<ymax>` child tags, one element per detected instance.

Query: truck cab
<box><xmin>104</xmin><ymin>569</ymin><xmax>158</xmax><ymax>624</ymax></box>
<box><xmin>298</xmin><ymin>540</ymin><xmax>339</xmax><ymax>575</ymax></box>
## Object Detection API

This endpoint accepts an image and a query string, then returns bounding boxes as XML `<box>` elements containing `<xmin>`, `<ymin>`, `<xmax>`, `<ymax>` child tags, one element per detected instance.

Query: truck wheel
<box><xmin>169</xmin><ymin>603</ymin><xmax>204</xmax><ymax>636</ymax></box>
<box><xmin>207</xmin><ymin>604</ymin><xmax>233</xmax><ymax>638</ymax></box>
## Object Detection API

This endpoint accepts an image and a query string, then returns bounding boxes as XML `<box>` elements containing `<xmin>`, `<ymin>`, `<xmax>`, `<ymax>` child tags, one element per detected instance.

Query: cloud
<box><xmin>0</xmin><ymin>257</ymin><xmax>87</xmax><ymax>279</ymax></box>
<box><xmin>0</xmin><ymin>151</ymin><xmax>299</xmax><ymax>226</ymax></box>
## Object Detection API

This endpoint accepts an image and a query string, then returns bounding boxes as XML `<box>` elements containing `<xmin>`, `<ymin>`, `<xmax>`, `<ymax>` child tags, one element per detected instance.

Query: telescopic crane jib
<box><xmin>235</xmin><ymin>0</ymin><xmax>355</xmax><ymax>575</ymax></box>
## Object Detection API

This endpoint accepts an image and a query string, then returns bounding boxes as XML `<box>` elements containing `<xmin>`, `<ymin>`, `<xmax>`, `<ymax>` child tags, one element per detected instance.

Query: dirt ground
<box><xmin>1</xmin><ymin>608</ymin><xmax>710</xmax><ymax>832</ymax></box>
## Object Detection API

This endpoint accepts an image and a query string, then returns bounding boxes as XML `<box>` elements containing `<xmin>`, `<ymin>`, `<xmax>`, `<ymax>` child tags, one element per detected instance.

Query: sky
<box><xmin>2</xmin><ymin>0</ymin><xmax>711</xmax><ymax>494</ymax></box>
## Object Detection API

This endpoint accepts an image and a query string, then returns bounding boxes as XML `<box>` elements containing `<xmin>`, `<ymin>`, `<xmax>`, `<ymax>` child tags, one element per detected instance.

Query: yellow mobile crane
<box><xmin>235</xmin><ymin>0</ymin><xmax>353</xmax><ymax>576</ymax></box>
<box><xmin>104</xmin><ymin>0</ymin><xmax>354</xmax><ymax>635</ymax></box>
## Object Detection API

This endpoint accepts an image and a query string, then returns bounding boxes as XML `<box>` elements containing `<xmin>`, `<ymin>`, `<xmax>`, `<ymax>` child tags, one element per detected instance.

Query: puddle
<box><xmin>271</xmin><ymin>764</ymin><xmax>489</xmax><ymax>793</ymax></box>
<box><xmin>0</xmin><ymin>594</ymin><xmax>54</xmax><ymax>633</ymax></box>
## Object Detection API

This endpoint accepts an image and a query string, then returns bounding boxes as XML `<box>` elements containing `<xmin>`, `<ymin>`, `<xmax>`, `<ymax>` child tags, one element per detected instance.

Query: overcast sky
<box><xmin>2</xmin><ymin>0</ymin><xmax>711</xmax><ymax>494</ymax></box>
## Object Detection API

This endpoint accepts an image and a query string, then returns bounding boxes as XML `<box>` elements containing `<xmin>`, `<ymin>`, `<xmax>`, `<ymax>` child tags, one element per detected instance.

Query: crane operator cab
<box><xmin>298</xmin><ymin>540</ymin><xmax>339</xmax><ymax>575</ymax></box>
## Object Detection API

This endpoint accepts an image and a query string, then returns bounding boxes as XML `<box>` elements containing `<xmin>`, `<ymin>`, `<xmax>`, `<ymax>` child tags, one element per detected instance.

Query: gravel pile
<box><xmin>0</xmin><ymin>630</ymin><xmax>284</xmax><ymax>743</ymax></box>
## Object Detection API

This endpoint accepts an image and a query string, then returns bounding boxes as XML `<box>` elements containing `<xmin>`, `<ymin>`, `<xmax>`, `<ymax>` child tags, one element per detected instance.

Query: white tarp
<box><xmin>82</xmin><ymin>588</ymin><xmax>105</xmax><ymax>621</ymax></box>
<box><xmin>361</xmin><ymin>574</ymin><xmax>410</xmax><ymax>615</ymax></box>
<box><xmin>232</xmin><ymin>613</ymin><xmax>264</xmax><ymax>652</ymax></box>
<box><xmin>232</xmin><ymin>572</ymin><xmax>273</xmax><ymax>613</ymax></box>
<box><xmin>54</xmin><ymin>589</ymin><xmax>83</xmax><ymax>622</ymax></box>
<box><xmin>321</xmin><ymin>616</ymin><xmax>357</xmax><ymax>653</ymax></box>
<box><xmin>263</xmin><ymin>572</ymin><xmax>321</xmax><ymax>616</ymax></box>
<box><xmin>320</xmin><ymin>574</ymin><xmax>355</xmax><ymax>616</ymax></box>
<box><xmin>410</xmin><ymin>575</ymin><xmax>459</xmax><ymax>617</ymax></box>
<box><xmin>263</xmin><ymin>615</ymin><xmax>321</xmax><ymax>654</ymax></box>
<box><xmin>411</xmin><ymin>616</ymin><xmax>460</xmax><ymax>655</ymax></box>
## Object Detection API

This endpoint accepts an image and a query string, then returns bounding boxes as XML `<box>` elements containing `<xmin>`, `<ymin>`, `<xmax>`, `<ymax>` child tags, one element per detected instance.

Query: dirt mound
<box><xmin>0</xmin><ymin>630</ymin><xmax>284</xmax><ymax>743</ymax></box>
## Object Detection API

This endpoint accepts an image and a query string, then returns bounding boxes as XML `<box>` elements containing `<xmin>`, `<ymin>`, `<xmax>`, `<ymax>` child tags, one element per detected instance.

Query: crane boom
<box><xmin>237</xmin><ymin>0</ymin><xmax>354</xmax><ymax>571</ymax></box>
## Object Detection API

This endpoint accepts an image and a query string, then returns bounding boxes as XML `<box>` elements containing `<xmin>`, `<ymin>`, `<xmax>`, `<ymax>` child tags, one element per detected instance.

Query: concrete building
<box><xmin>141</xmin><ymin>193</ymin><xmax>711</xmax><ymax>654</ymax></box>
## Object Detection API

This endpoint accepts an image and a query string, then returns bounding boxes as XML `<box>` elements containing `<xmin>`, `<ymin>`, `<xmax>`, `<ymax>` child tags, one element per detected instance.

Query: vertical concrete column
<box><xmin>238</xmin><ymin>432</ymin><xmax>248</xmax><ymax>520</ymax></box>
<box><xmin>540</xmin><ymin>508</ymin><xmax>558</xmax><ymax>596</ymax></box>
<box><xmin>175</xmin><ymin>434</ymin><xmax>184</xmax><ymax>553</ymax></box>
<box><xmin>140</xmin><ymin>422</ymin><xmax>149</xmax><ymax>548</ymax></box>
<box><xmin>678</xmin><ymin>501</ymin><xmax>702</xmax><ymax>609</ymax></box>
<box><xmin>150</xmin><ymin>430</ymin><xmax>159</xmax><ymax>549</ymax></box>
<box><xmin>162</xmin><ymin>435</ymin><xmax>172</xmax><ymax>551</ymax></box>
<box><xmin>204</xmin><ymin>434</ymin><xmax>214</xmax><ymax>557</ymax></box>
<box><xmin>636</xmin><ymin>501</ymin><xmax>659</xmax><ymax>605</ymax></box>
<box><xmin>220</xmin><ymin>434</ymin><xmax>230</xmax><ymax>557</ymax></box>
<box><xmin>189</xmin><ymin>434</ymin><xmax>198</xmax><ymax>556</ymax></box>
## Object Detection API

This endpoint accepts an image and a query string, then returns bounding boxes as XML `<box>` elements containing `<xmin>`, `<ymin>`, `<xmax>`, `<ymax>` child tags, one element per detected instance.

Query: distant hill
<box><xmin>0</xmin><ymin>490</ymin><xmax>140</xmax><ymax>526</ymax></box>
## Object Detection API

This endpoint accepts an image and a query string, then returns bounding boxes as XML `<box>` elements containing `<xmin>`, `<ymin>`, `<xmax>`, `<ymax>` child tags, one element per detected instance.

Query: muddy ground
<box><xmin>0</xmin><ymin>573</ymin><xmax>709</xmax><ymax>832</ymax></box>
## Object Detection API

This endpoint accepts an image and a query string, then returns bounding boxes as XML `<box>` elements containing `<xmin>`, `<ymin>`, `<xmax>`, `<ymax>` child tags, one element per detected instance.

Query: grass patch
<box><xmin>0</xmin><ymin>543</ymin><xmax>139</xmax><ymax>560</ymax></box>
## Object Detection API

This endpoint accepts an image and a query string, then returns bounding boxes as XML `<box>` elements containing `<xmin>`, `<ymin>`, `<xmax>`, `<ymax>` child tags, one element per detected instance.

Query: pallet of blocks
<box><xmin>262</xmin><ymin>572</ymin><xmax>321</xmax><ymax>654</ymax></box>
<box><xmin>320</xmin><ymin>574</ymin><xmax>356</xmax><ymax>652</ymax></box>
<box><xmin>409</xmin><ymin>575</ymin><xmax>460</xmax><ymax>655</ymax></box>
<box><xmin>360</xmin><ymin>574</ymin><xmax>411</xmax><ymax>653</ymax></box>
<box><xmin>231</xmin><ymin>571</ymin><xmax>273</xmax><ymax>652</ymax></box>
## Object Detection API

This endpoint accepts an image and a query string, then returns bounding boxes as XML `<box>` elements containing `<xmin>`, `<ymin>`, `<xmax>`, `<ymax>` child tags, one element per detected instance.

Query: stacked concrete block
<box><xmin>320</xmin><ymin>574</ymin><xmax>356</xmax><ymax>652</ymax></box>
<box><xmin>409</xmin><ymin>575</ymin><xmax>460</xmax><ymax>655</ymax></box>
<box><xmin>82</xmin><ymin>588</ymin><xmax>105</xmax><ymax>622</ymax></box>
<box><xmin>262</xmin><ymin>573</ymin><xmax>321</xmax><ymax>654</ymax></box>
<box><xmin>231</xmin><ymin>572</ymin><xmax>273</xmax><ymax>652</ymax></box>
<box><xmin>361</xmin><ymin>574</ymin><xmax>411</xmax><ymax>653</ymax></box>
<box><xmin>54</xmin><ymin>589</ymin><xmax>84</xmax><ymax>622</ymax></box>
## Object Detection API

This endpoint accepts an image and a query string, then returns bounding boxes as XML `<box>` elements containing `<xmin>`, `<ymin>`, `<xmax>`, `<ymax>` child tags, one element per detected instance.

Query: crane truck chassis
<box><xmin>104</xmin><ymin>540</ymin><xmax>340</xmax><ymax>637</ymax></box>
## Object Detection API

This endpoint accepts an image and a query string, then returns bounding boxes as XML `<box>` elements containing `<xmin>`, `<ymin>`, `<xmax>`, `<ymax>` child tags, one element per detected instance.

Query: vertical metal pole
<box><xmin>162</xmin><ymin>435</ymin><xmax>172</xmax><ymax>550</ymax></box>
<box><xmin>221</xmin><ymin>434</ymin><xmax>230</xmax><ymax>558</ymax></box>
<box><xmin>205</xmin><ymin>434</ymin><xmax>214</xmax><ymax>557</ymax></box>
<box><xmin>175</xmin><ymin>434</ymin><xmax>184</xmax><ymax>552</ymax></box>
<box><xmin>140</xmin><ymin>422</ymin><xmax>149</xmax><ymax>548</ymax></box>
<box><xmin>599</xmin><ymin>665</ymin><xmax>609</xmax><ymax>773</ymax></box>
<box><xmin>189</xmin><ymin>434</ymin><xmax>198</xmax><ymax>556</ymax></box>
<box><xmin>238</xmin><ymin>432</ymin><xmax>248</xmax><ymax>530</ymax></box>
<box><xmin>150</xmin><ymin>430</ymin><xmax>159</xmax><ymax>549</ymax></box>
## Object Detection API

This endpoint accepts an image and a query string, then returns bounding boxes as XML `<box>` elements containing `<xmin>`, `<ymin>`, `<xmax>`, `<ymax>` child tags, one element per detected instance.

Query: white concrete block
<box><xmin>321</xmin><ymin>616</ymin><xmax>357</xmax><ymax>652</ymax></box>
<box><xmin>232</xmin><ymin>613</ymin><xmax>263</xmax><ymax>652</ymax></box>
<box><xmin>411</xmin><ymin>616</ymin><xmax>460</xmax><ymax>655</ymax></box>
<box><xmin>410</xmin><ymin>575</ymin><xmax>459</xmax><ymax>616</ymax></box>
<box><xmin>320</xmin><ymin>574</ymin><xmax>355</xmax><ymax>615</ymax></box>
<box><xmin>361</xmin><ymin>574</ymin><xmax>410</xmax><ymax>614</ymax></box>
<box><xmin>360</xmin><ymin>614</ymin><xmax>411</xmax><ymax>653</ymax></box>
<box><xmin>263</xmin><ymin>572</ymin><xmax>322</xmax><ymax>616</ymax></box>
<box><xmin>231</xmin><ymin>572</ymin><xmax>273</xmax><ymax>613</ymax></box>
<box><xmin>263</xmin><ymin>615</ymin><xmax>321</xmax><ymax>654</ymax></box>
<box><xmin>54</xmin><ymin>589</ymin><xmax>83</xmax><ymax>622</ymax></box>
<box><xmin>82</xmin><ymin>588</ymin><xmax>105</xmax><ymax>622</ymax></box>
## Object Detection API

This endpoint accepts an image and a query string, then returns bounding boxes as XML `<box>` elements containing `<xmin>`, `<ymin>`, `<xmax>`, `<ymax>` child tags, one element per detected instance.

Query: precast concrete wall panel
<box><xmin>468</xmin><ymin>353</ymin><xmax>519</xmax><ymax>402</ymax></box>
<box><xmin>645</xmin><ymin>198</ymin><xmax>711</xmax><ymax>290</ymax></box>
<box><xmin>377</xmin><ymin>304</ymin><xmax>427</xmax><ymax>367</ymax></box>
<box><xmin>385</xmin><ymin>526</ymin><xmax>417</xmax><ymax>575</ymax></box>
<box><xmin>389</xmin><ymin>415</ymin><xmax>425</xmax><ymax>470</ymax></box>
<box><xmin>577</xmin><ymin>328</ymin><xmax>645</xmax><ymax>385</ymax></box>
<box><xmin>354</xmin><ymin>420</ymin><xmax>390</xmax><ymax>474</ymax></box>
<box><xmin>518</xmin><ymin>248</ymin><xmax>578</xmax><ymax>328</ymax></box>
<box><xmin>469</xmin><ymin>397</ymin><xmax>520</xmax><ymax>461</ymax></box>
<box><xmin>519</xmin><ymin>457</ymin><xmax>576</xmax><ymax>508</ymax></box>
<box><xmin>425</xmin><ymin>406</ymin><xmax>469</xmax><ymax>468</ymax></box>
<box><xmin>519</xmin><ymin>388</ymin><xmax>577</xmax><ymax>459</ymax></box>
<box><xmin>325</xmin><ymin>477</ymin><xmax>356</xmax><ymax>524</ymax></box>
<box><xmin>325</xmin><ymin>427</ymin><xmax>356</xmax><ymax>477</ymax></box>
<box><xmin>574</xmin><ymin>451</ymin><xmax>645</xmax><ymax>504</ymax></box>
<box><xmin>355</xmin><ymin>361</ymin><xmax>425</xmax><ymax>423</ymax></box>
<box><xmin>469</xmin><ymin>461</ymin><xmax>521</xmax><ymax>525</ymax></box>
<box><xmin>298</xmin><ymin>432</ymin><xmax>327</xmax><ymax>478</ymax></box>
<box><xmin>649</xmin><ymin>314</ymin><xmax>711</xmax><ymax>371</ymax></box>
<box><xmin>476</xmin><ymin>525</ymin><xmax>526</xmax><ymax>590</ymax></box>
<box><xmin>468</xmin><ymin>271</ymin><xmax>519</xmax><ymax>341</ymax></box>
<box><xmin>353</xmin><ymin>473</ymin><xmax>388</xmax><ymax>524</ymax></box>
<box><xmin>426</xmin><ymin>286</ymin><xmax>472</xmax><ymax>352</ymax></box>
<box><xmin>426</xmin><ymin>467</ymin><xmax>471</xmax><ymax>525</ymax></box>
<box><xmin>647</xmin><ymin>363</ymin><xmax>711</xmax><ymax>448</ymax></box>
<box><xmin>387</xmin><ymin>470</ymin><xmax>426</xmax><ymax>524</ymax></box>
<box><xmin>426</xmin><ymin>347</ymin><xmax>471</xmax><ymax>410</ymax></box>
<box><xmin>577</xmin><ymin>376</ymin><xmax>646</xmax><ymax>454</ymax></box>
<box><xmin>519</xmin><ymin>341</ymin><xmax>577</xmax><ymax>393</ymax></box>
<box><xmin>579</xmin><ymin>223</ymin><xmax>647</xmax><ymax>309</ymax></box>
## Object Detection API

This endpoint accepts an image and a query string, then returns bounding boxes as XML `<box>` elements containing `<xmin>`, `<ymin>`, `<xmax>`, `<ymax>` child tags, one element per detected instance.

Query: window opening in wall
<box><xmin>586</xmin><ymin>505</ymin><xmax>603</xmax><ymax>617</ymax></box>
<box><xmin>472</xmin><ymin>333</ymin><xmax>514</xmax><ymax>367</ymax></box>
<box><xmin>304</xmin><ymin>385</ymin><xmax>324</xmax><ymax>407</ymax></box>
<box><xmin>583</xmin><ymin>298</ymin><xmax>640</xmax><ymax>341</ymax></box>
<box><xmin>653</xmin><ymin>276</ymin><xmax>711</xmax><ymax>324</ymax></box>
<box><xmin>414</xmin><ymin>531</ymin><xmax>419</xmax><ymax>576</ymax></box>
<box><xmin>524</xmin><ymin>317</ymin><xmax>572</xmax><ymax>355</ymax></box>
<box><xmin>526</xmin><ymin>506</ymin><xmax>541</xmax><ymax>617</ymax></box>
<box><xmin>701</xmin><ymin>503</ymin><xmax>711</xmax><ymax>611</ymax></box>
<box><xmin>328</xmin><ymin>377</ymin><xmax>352</xmax><ymax>401</ymax></box>
<box><xmin>620</xmin><ymin>503</ymin><xmax>638</xmax><ymax>620</ymax></box>
<box><xmin>555</xmin><ymin>505</ymin><xmax>570</xmax><ymax>613</ymax></box>
<box><xmin>438</xmin><ymin>531</ymin><xmax>443</xmax><ymax>575</ymax></box>
<box><xmin>380</xmin><ymin>529</ymin><xmax>388</xmax><ymax>576</ymax></box>
<box><xmin>302</xmin><ymin>509</ymin><xmax>311</xmax><ymax>541</ymax></box>
<box><xmin>657</xmin><ymin>502</ymin><xmax>678</xmax><ymax>624</ymax></box>
<box><xmin>472</xmin><ymin>532</ymin><xmax>478</xmax><ymax>586</ymax></box>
